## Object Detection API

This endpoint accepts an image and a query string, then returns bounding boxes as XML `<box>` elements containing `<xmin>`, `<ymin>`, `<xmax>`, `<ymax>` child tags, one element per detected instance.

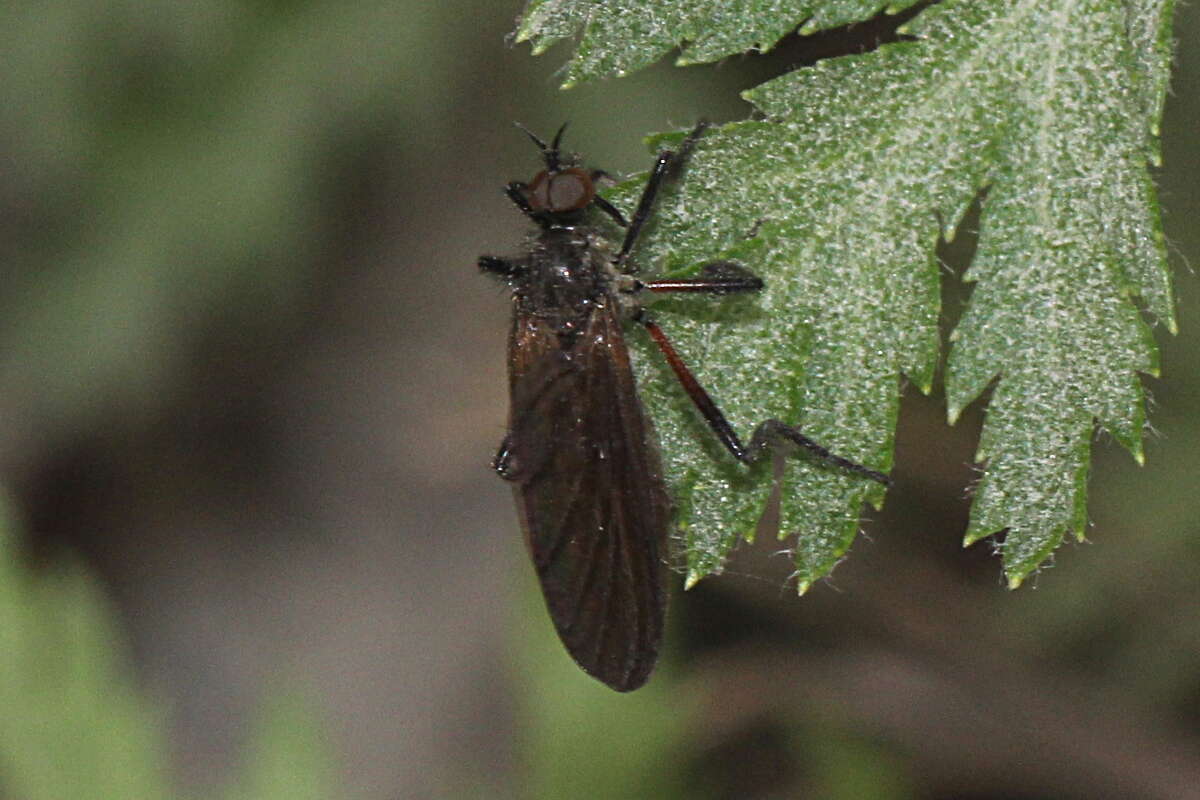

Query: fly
<box><xmin>480</xmin><ymin>121</ymin><xmax>890</xmax><ymax>692</ymax></box>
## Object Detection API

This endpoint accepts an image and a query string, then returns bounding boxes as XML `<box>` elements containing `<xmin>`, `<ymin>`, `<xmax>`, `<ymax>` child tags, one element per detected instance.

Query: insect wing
<box><xmin>506</xmin><ymin>304</ymin><xmax>672</xmax><ymax>691</ymax></box>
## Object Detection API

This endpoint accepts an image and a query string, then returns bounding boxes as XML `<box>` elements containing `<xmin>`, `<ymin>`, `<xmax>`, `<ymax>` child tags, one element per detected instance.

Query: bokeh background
<box><xmin>2</xmin><ymin>2</ymin><xmax>1198</xmax><ymax>798</ymax></box>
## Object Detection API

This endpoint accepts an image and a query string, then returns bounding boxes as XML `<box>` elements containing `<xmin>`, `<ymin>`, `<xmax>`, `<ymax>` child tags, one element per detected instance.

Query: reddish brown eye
<box><xmin>526</xmin><ymin>168</ymin><xmax>595</xmax><ymax>213</ymax></box>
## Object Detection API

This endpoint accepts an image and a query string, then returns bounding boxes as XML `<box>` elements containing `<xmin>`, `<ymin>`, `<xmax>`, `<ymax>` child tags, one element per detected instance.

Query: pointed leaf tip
<box><xmin>516</xmin><ymin>0</ymin><xmax>1175</xmax><ymax>587</ymax></box>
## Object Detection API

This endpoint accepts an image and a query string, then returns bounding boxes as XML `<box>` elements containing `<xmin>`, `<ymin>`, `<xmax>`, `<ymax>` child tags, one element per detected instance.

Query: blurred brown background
<box><xmin>2</xmin><ymin>2</ymin><xmax>1198</xmax><ymax>799</ymax></box>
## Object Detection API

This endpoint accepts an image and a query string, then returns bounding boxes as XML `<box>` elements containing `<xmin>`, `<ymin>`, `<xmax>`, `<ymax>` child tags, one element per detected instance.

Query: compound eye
<box><xmin>527</xmin><ymin>168</ymin><xmax>595</xmax><ymax>213</ymax></box>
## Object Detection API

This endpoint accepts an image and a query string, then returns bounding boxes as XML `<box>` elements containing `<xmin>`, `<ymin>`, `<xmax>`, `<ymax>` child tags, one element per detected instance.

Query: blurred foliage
<box><xmin>0</xmin><ymin>0</ymin><xmax>461</xmax><ymax>450</ymax></box>
<box><xmin>510</xmin><ymin>577</ymin><xmax>695</xmax><ymax>798</ymax></box>
<box><xmin>221</xmin><ymin>689</ymin><xmax>337</xmax><ymax>800</ymax></box>
<box><xmin>0</xmin><ymin>495</ymin><xmax>335</xmax><ymax>799</ymax></box>
<box><xmin>509</xmin><ymin>572</ymin><xmax>914</xmax><ymax>799</ymax></box>
<box><xmin>0</xmin><ymin>496</ymin><xmax>172</xmax><ymax>799</ymax></box>
<box><xmin>0</xmin><ymin>0</ymin><xmax>1196</xmax><ymax>798</ymax></box>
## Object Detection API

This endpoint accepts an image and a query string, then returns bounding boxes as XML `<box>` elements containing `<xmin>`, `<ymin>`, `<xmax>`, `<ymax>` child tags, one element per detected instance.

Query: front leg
<box><xmin>492</xmin><ymin>435</ymin><xmax>518</xmax><ymax>480</ymax></box>
<box><xmin>505</xmin><ymin>181</ymin><xmax>542</xmax><ymax>222</ymax></box>
<box><xmin>479</xmin><ymin>255</ymin><xmax>523</xmax><ymax>280</ymax></box>
<box><xmin>616</xmin><ymin>120</ymin><xmax>710</xmax><ymax>268</ymax></box>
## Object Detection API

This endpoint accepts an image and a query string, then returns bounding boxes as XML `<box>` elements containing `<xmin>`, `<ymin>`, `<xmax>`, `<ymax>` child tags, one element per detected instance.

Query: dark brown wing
<box><xmin>505</xmin><ymin>302</ymin><xmax>672</xmax><ymax>691</ymax></box>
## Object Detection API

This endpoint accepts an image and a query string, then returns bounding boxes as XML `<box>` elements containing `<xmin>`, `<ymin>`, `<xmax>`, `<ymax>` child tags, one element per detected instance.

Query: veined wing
<box><xmin>505</xmin><ymin>302</ymin><xmax>672</xmax><ymax>692</ymax></box>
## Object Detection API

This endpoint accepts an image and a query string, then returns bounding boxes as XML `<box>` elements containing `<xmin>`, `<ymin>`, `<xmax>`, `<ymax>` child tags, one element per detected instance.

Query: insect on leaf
<box><xmin>516</xmin><ymin>0</ymin><xmax>1176</xmax><ymax>588</ymax></box>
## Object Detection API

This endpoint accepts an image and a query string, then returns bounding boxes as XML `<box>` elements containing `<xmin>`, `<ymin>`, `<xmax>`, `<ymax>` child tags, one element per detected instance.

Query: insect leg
<box><xmin>590</xmin><ymin>168</ymin><xmax>617</xmax><ymax>186</ymax></box>
<box><xmin>616</xmin><ymin>121</ymin><xmax>711</xmax><ymax>268</ymax></box>
<box><xmin>637</xmin><ymin>314</ymin><xmax>890</xmax><ymax>486</ymax></box>
<box><xmin>493</xmin><ymin>354</ymin><xmax>580</xmax><ymax>482</ymax></box>
<box><xmin>638</xmin><ymin>313</ymin><xmax>748</xmax><ymax>461</ymax></box>
<box><xmin>593</xmin><ymin>195</ymin><xmax>629</xmax><ymax>228</ymax></box>
<box><xmin>479</xmin><ymin>255</ymin><xmax>523</xmax><ymax>279</ymax></box>
<box><xmin>588</xmin><ymin>169</ymin><xmax>630</xmax><ymax>227</ymax></box>
<box><xmin>492</xmin><ymin>435</ymin><xmax>519</xmax><ymax>479</ymax></box>
<box><xmin>492</xmin><ymin>435</ymin><xmax>512</xmax><ymax>474</ymax></box>
<box><xmin>505</xmin><ymin>181</ymin><xmax>541</xmax><ymax>221</ymax></box>
<box><xmin>637</xmin><ymin>262</ymin><xmax>763</xmax><ymax>295</ymax></box>
<box><xmin>748</xmin><ymin>421</ymin><xmax>891</xmax><ymax>486</ymax></box>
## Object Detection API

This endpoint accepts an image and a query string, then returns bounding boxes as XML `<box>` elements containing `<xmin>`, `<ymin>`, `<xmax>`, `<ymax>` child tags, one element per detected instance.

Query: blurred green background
<box><xmin>1</xmin><ymin>2</ymin><xmax>1198</xmax><ymax>798</ymax></box>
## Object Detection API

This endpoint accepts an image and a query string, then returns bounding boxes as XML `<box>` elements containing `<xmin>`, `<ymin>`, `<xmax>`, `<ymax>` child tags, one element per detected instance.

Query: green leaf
<box><xmin>523</xmin><ymin>0</ymin><xmax>1174</xmax><ymax>587</ymax></box>
<box><xmin>939</xmin><ymin>0</ymin><xmax>1174</xmax><ymax>585</ymax></box>
<box><xmin>515</xmin><ymin>0</ymin><xmax>927</xmax><ymax>87</ymax></box>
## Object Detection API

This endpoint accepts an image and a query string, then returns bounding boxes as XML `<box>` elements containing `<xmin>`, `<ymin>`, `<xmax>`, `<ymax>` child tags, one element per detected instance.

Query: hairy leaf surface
<box><xmin>519</xmin><ymin>0</ymin><xmax>1175</xmax><ymax>587</ymax></box>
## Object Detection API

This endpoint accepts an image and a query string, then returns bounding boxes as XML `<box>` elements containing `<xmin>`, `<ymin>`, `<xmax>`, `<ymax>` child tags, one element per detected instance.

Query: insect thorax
<box><xmin>516</xmin><ymin>226</ymin><xmax>622</xmax><ymax>330</ymax></box>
